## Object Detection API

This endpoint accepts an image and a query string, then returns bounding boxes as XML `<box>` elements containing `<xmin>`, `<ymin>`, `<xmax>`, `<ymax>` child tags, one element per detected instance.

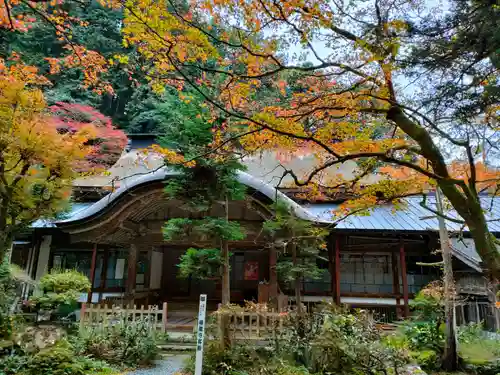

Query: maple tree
<box><xmin>0</xmin><ymin>59</ymin><xmax>95</xmax><ymax>263</ymax></box>
<box><xmin>49</xmin><ymin>102</ymin><xmax>128</xmax><ymax>172</ymax></box>
<box><xmin>106</xmin><ymin>0</ymin><xmax>500</xmax><ymax>282</ymax></box>
<box><xmin>0</xmin><ymin>1</ymin><xmax>171</xmax><ymax>133</ymax></box>
<box><xmin>1</xmin><ymin>0</ymin><xmax>112</xmax><ymax>94</ymax></box>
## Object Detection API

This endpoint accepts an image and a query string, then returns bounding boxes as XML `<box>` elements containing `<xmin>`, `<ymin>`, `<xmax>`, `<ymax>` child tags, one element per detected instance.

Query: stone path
<box><xmin>126</xmin><ymin>354</ymin><xmax>191</xmax><ymax>375</ymax></box>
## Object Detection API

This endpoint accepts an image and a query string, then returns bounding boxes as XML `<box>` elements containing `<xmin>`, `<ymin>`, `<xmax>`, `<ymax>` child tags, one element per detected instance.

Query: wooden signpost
<box><xmin>194</xmin><ymin>294</ymin><xmax>207</xmax><ymax>375</ymax></box>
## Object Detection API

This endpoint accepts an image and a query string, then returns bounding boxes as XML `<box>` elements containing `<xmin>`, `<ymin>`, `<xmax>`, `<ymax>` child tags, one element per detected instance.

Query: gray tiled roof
<box><xmin>305</xmin><ymin>196</ymin><xmax>500</xmax><ymax>233</ymax></box>
<box><xmin>450</xmin><ymin>238</ymin><xmax>483</xmax><ymax>271</ymax></box>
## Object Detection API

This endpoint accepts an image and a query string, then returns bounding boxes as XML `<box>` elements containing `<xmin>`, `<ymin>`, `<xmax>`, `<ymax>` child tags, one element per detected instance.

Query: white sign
<box><xmin>194</xmin><ymin>294</ymin><xmax>207</xmax><ymax>375</ymax></box>
<box><xmin>115</xmin><ymin>259</ymin><xmax>125</xmax><ymax>279</ymax></box>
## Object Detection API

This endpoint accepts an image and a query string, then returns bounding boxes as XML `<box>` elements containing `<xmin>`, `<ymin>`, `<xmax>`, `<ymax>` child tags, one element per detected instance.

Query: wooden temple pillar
<box><xmin>335</xmin><ymin>236</ymin><xmax>341</xmax><ymax>305</ymax></box>
<box><xmin>126</xmin><ymin>243</ymin><xmax>139</xmax><ymax>296</ymax></box>
<box><xmin>87</xmin><ymin>243</ymin><xmax>98</xmax><ymax>303</ymax></box>
<box><xmin>391</xmin><ymin>251</ymin><xmax>401</xmax><ymax>318</ymax></box>
<box><xmin>399</xmin><ymin>238</ymin><xmax>410</xmax><ymax>317</ymax></box>
<box><xmin>98</xmin><ymin>248</ymin><xmax>109</xmax><ymax>302</ymax></box>
<box><xmin>269</xmin><ymin>246</ymin><xmax>278</xmax><ymax>304</ymax></box>
<box><xmin>328</xmin><ymin>235</ymin><xmax>341</xmax><ymax>305</ymax></box>
<box><xmin>328</xmin><ymin>235</ymin><xmax>335</xmax><ymax>302</ymax></box>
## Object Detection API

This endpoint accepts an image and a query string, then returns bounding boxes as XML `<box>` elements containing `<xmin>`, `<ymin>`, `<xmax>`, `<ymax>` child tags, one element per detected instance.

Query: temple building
<box><xmin>10</xmin><ymin>135</ymin><xmax>500</xmax><ymax>329</ymax></box>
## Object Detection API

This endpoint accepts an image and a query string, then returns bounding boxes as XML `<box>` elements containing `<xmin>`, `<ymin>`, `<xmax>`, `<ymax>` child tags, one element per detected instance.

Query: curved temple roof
<box><xmin>56</xmin><ymin>168</ymin><xmax>324</xmax><ymax>226</ymax></box>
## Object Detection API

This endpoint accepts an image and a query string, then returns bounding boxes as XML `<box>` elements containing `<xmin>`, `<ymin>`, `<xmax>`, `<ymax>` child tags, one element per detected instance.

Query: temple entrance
<box><xmin>160</xmin><ymin>247</ymin><xmax>269</xmax><ymax>303</ymax></box>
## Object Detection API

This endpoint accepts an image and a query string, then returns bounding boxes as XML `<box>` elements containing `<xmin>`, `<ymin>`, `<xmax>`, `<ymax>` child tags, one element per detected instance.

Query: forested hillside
<box><xmin>0</xmin><ymin>1</ymin><xmax>175</xmax><ymax>134</ymax></box>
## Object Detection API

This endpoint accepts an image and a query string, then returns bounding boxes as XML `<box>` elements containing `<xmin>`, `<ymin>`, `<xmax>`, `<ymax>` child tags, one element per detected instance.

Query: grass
<box><xmin>459</xmin><ymin>339</ymin><xmax>500</xmax><ymax>363</ymax></box>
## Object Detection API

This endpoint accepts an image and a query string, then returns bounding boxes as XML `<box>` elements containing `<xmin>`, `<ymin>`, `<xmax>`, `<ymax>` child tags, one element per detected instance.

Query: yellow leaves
<box><xmin>97</xmin><ymin>0</ymin><xmax>123</xmax><ymax>9</ymax></box>
<box><xmin>148</xmin><ymin>144</ymin><xmax>196</xmax><ymax>167</ymax></box>
<box><xmin>151</xmin><ymin>82</ymin><xmax>165</xmax><ymax>94</ymax></box>
<box><xmin>121</xmin><ymin>0</ymin><xmax>218</xmax><ymax>91</ymax></box>
<box><xmin>0</xmin><ymin>64</ymin><xmax>103</xmax><ymax>224</ymax></box>
<box><xmin>113</xmin><ymin>54</ymin><xmax>130</xmax><ymax>64</ymax></box>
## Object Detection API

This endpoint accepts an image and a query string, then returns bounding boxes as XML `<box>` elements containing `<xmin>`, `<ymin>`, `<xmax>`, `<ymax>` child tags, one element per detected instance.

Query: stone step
<box><xmin>163</xmin><ymin>332</ymin><xmax>196</xmax><ymax>343</ymax></box>
<box><xmin>157</xmin><ymin>343</ymin><xmax>196</xmax><ymax>353</ymax></box>
<box><xmin>166</xmin><ymin>324</ymin><xmax>195</xmax><ymax>332</ymax></box>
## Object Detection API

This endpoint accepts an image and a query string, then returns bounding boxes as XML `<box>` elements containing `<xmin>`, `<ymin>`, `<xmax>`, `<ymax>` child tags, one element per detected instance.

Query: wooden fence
<box><xmin>80</xmin><ymin>303</ymin><xmax>168</xmax><ymax>333</ymax></box>
<box><xmin>218</xmin><ymin>311</ymin><xmax>288</xmax><ymax>339</ymax></box>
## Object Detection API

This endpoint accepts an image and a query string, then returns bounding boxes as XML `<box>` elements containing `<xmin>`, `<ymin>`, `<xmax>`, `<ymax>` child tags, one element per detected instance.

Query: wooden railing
<box><xmin>80</xmin><ymin>303</ymin><xmax>168</xmax><ymax>333</ymax></box>
<box><xmin>217</xmin><ymin>310</ymin><xmax>288</xmax><ymax>339</ymax></box>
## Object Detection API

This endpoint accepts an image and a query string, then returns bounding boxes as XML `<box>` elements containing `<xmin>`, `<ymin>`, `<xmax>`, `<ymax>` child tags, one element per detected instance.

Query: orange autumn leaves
<box><xmin>1</xmin><ymin>0</ymin><xmax>111</xmax><ymax>92</ymax></box>
<box><xmin>0</xmin><ymin>59</ymin><xmax>128</xmax><ymax>225</ymax></box>
<box><xmin>0</xmin><ymin>59</ymin><xmax>95</xmax><ymax>173</ymax></box>
<box><xmin>0</xmin><ymin>60</ymin><xmax>98</xmax><ymax>224</ymax></box>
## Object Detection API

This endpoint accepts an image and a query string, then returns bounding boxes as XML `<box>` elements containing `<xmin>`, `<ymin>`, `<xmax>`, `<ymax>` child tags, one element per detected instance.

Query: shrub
<box><xmin>403</xmin><ymin>321</ymin><xmax>444</xmax><ymax>352</ymax></box>
<box><xmin>0</xmin><ymin>352</ymin><xmax>27</xmax><ymax>375</ymax></box>
<box><xmin>0</xmin><ymin>262</ymin><xmax>35</xmax><ymax>340</ymax></box>
<box><xmin>410</xmin><ymin>281</ymin><xmax>445</xmax><ymax>322</ymax></box>
<box><xmin>405</xmin><ymin>282</ymin><xmax>446</xmax><ymax>353</ymax></box>
<box><xmin>193</xmin><ymin>305</ymin><xmax>407</xmax><ymax>375</ymax></box>
<box><xmin>21</xmin><ymin>339</ymin><xmax>117</xmax><ymax>375</ymax></box>
<box><xmin>457</xmin><ymin>321</ymin><xmax>484</xmax><ymax>345</ymax></box>
<box><xmin>0</xmin><ymin>339</ymin><xmax>118</xmax><ymax>375</ymax></box>
<box><xmin>183</xmin><ymin>340</ymin><xmax>306</xmax><ymax>375</ymax></box>
<box><xmin>76</xmin><ymin>316</ymin><xmax>159</xmax><ymax>367</ymax></box>
<box><xmin>305</xmin><ymin>305</ymin><xmax>408</xmax><ymax>375</ymax></box>
<box><xmin>23</xmin><ymin>340</ymin><xmax>77</xmax><ymax>375</ymax></box>
<box><xmin>464</xmin><ymin>360</ymin><xmax>500</xmax><ymax>375</ymax></box>
<box><xmin>30</xmin><ymin>270</ymin><xmax>90</xmax><ymax>313</ymax></box>
<box><xmin>410</xmin><ymin>349</ymin><xmax>441</xmax><ymax>372</ymax></box>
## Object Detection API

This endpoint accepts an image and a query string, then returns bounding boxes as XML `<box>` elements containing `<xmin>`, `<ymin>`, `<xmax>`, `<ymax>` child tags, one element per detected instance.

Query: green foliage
<box><xmin>457</xmin><ymin>322</ymin><xmax>485</xmax><ymax>345</ymax></box>
<box><xmin>163</xmin><ymin>218</ymin><xmax>245</xmax><ymax>242</ymax></box>
<box><xmin>1</xmin><ymin>339</ymin><xmax>118</xmax><ymax>375</ymax></box>
<box><xmin>38</xmin><ymin>270</ymin><xmax>91</xmax><ymax>294</ymax></box>
<box><xmin>172</xmin><ymin>217</ymin><xmax>245</xmax><ymax>281</ymax></box>
<box><xmin>403</xmin><ymin>321</ymin><xmax>444</xmax><ymax>352</ymax></box>
<box><xmin>178</xmin><ymin>248</ymin><xmax>224</xmax><ymax>279</ymax></box>
<box><xmin>192</xmin><ymin>306</ymin><xmax>408</xmax><ymax>375</ymax></box>
<box><xmin>410</xmin><ymin>349</ymin><xmax>440</xmax><ymax>372</ymax></box>
<box><xmin>157</xmin><ymin>90</ymin><xmax>246</xmax><ymax>300</ymax></box>
<box><xmin>159</xmin><ymin>90</ymin><xmax>247</xmax><ymax>210</ymax></box>
<box><xmin>30</xmin><ymin>270</ymin><xmax>90</xmax><ymax>311</ymax></box>
<box><xmin>156</xmin><ymin>90</ymin><xmax>214</xmax><ymax>151</ymax></box>
<box><xmin>163</xmin><ymin>218</ymin><xmax>193</xmax><ymax>241</ymax></box>
<box><xmin>276</xmin><ymin>259</ymin><xmax>324</xmax><ymax>283</ymax></box>
<box><xmin>184</xmin><ymin>339</ymin><xmax>309</xmax><ymax>375</ymax></box>
<box><xmin>75</xmin><ymin>317</ymin><xmax>159</xmax><ymax>367</ymax></box>
<box><xmin>410</xmin><ymin>282</ymin><xmax>444</xmax><ymax>322</ymax></box>
<box><xmin>304</xmin><ymin>306</ymin><xmax>408</xmax><ymax>374</ymax></box>
<box><xmin>0</xmin><ymin>352</ymin><xmax>27</xmax><ymax>375</ymax></box>
<box><xmin>0</xmin><ymin>262</ymin><xmax>16</xmax><ymax>339</ymax></box>
<box><xmin>24</xmin><ymin>340</ymin><xmax>78</xmax><ymax>375</ymax></box>
<box><xmin>264</xmin><ymin>200</ymin><xmax>328</xmax><ymax>287</ymax></box>
<box><xmin>197</xmin><ymin>218</ymin><xmax>246</xmax><ymax>241</ymax></box>
<box><xmin>458</xmin><ymin>322</ymin><xmax>500</xmax><ymax>366</ymax></box>
<box><xmin>0</xmin><ymin>261</ymin><xmax>34</xmax><ymax>340</ymax></box>
<box><xmin>402</xmin><ymin>281</ymin><xmax>445</xmax><ymax>353</ymax></box>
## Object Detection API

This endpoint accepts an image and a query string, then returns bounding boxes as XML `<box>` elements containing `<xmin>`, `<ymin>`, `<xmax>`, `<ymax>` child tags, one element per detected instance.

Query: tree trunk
<box><xmin>0</xmin><ymin>206</ymin><xmax>10</xmax><ymax>263</ymax></box>
<box><xmin>0</xmin><ymin>228</ymin><xmax>12</xmax><ymax>264</ymax></box>
<box><xmin>387</xmin><ymin>106</ymin><xmax>500</xmax><ymax>279</ymax></box>
<box><xmin>436</xmin><ymin>188</ymin><xmax>458</xmax><ymax>371</ymax></box>
<box><xmin>221</xmin><ymin>239</ymin><xmax>230</xmax><ymax>305</ymax></box>
<box><xmin>220</xmin><ymin>196</ymin><xmax>231</xmax><ymax>349</ymax></box>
